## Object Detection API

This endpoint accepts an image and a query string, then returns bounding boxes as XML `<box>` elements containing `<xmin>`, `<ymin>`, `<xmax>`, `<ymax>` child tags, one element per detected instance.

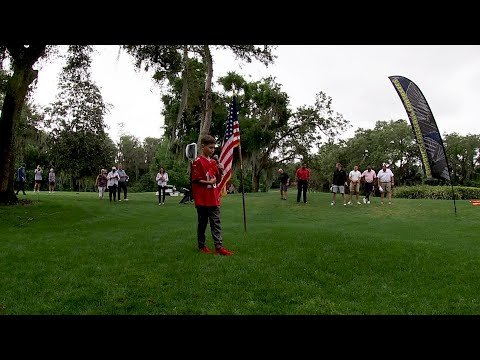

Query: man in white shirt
<box><xmin>347</xmin><ymin>165</ymin><xmax>362</xmax><ymax>205</ymax></box>
<box><xmin>107</xmin><ymin>166</ymin><xmax>120</xmax><ymax>202</ymax></box>
<box><xmin>377</xmin><ymin>163</ymin><xmax>394</xmax><ymax>204</ymax></box>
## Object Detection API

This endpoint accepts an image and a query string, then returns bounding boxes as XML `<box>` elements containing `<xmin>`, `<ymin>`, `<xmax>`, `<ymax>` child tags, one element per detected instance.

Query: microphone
<box><xmin>213</xmin><ymin>155</ymin><xmax>223</xmax><ymax>173</ymax></box>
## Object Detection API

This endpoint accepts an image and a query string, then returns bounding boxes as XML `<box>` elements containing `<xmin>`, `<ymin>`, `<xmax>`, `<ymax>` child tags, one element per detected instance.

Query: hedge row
<box><xmin>394</xmin><ymin>185</ymin><xmax>480</xmax><ymax>200</ymax></box>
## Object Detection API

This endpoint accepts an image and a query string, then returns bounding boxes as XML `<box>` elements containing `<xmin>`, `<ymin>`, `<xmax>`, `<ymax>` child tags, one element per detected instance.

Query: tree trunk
<box><xmin>197</xmin><ymin>45</ymin><xmax>213</xmax><ymax>151</ymax></box>
<box><xmin>252</xmin><ymin>174</ymin><xmax>261</xmax><ymax>193</ymax></box>
<box><xmin>0</xmin><ymin>45</ymin><xmax>46</xmax><ymax>204</ymax></box>
<box><xmin>173</xmin><ymin>46</ymin><xmax>189</xmax><ymax>142</ymax></box>
<box><xmin>252</xmin><ymin>163</ymin><xmax>261</xmax><ymax>193</ymax></box>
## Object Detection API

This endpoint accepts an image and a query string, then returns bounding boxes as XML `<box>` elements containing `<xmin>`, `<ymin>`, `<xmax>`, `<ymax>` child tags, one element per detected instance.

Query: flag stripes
<box><xmin>217</xmin><ymin>97</ymin><xmax>240</xmax><ymax>195</ymax></box>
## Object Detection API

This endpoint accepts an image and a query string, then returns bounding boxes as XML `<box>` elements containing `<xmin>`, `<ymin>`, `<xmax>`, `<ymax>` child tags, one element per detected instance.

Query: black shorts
<box><xmin>49</xmin><ymin>181</ymin><xmax>55</xmax><ymax>186</ymax></box>
<box><xmin>35</xmin><ymin>180</ymin><xmax>42</xmax><ymax>184</ymax></box>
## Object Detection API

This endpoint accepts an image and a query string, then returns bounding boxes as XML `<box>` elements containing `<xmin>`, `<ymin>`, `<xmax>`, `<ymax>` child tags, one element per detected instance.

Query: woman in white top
<box><xmin>156</xmin><ymin>167</ymin><xmax>169</xmax><ymax>205</ymax></box>
<box><xmin>107</xmin><ymin>166</ymin><xmax>120</xmax><ymax>202</ymax></box>
<box><xmin>34</xmin><ymin>165</ymin><xmax>43</xmax><ymax>192</ymax></box>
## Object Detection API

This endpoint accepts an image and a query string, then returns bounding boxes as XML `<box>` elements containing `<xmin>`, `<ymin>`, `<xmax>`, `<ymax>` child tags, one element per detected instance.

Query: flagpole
<box><xmin>238</xmin><ymin>141</ymin><xmax>247</xmax><ymax>233</ymax></box>
<box><xmin>232</xmin><ymin>88</ymin><xmax>247</xmax><ymax>233</ymax></box>
<box><xmin>440</xmin><ymin>140</ymin><xmax>457</xmax><ymax>215</ymax></box>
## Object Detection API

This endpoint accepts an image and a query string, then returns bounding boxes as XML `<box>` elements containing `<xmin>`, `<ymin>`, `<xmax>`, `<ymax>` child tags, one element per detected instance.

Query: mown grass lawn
<box><xmin>1</xmin><ymin>190</ymin><xmax>479</xmax><ymax>315</ymax></box>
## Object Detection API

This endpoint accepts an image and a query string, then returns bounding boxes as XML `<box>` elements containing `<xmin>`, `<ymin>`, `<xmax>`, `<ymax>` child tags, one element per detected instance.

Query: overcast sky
<box><xmin>32</xmin><ymin>45</ymin><xmax>480</xmax><ymax>142</ymax></box>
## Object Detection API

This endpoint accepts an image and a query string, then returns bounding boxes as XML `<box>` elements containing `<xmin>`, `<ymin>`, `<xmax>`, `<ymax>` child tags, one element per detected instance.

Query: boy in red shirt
<box><xmin>191</xmin><ymin>135</ymin><xmax>234</xmax><ymax>256</ymax></box>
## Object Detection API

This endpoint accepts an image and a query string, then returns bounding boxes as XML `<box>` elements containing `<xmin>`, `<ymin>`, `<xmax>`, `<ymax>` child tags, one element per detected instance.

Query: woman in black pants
<box><xmin>155</xmin><ymin>167</ymin><xmax>169</xmax><ymax>205</ymax></box>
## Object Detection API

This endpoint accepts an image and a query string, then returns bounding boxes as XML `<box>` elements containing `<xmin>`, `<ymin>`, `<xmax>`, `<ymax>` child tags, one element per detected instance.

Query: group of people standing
<box><xmin>95</xmin><ymin>164</ymin><xmax>172</xmax><ymax>206</ymax></box>
<box><xmin>277</xmin><ymin>162</ymin><xmax>395</xmax><ymax>206</ymax></box>
<box><xmin>330</xmin><ymin>162</ymin><xmax>394</xmax><ymax>206</ymax></box>
<box><xmin>95</xmin><ymin>164</ymin><xmax>129</xmax><ymax>202</ymax></box>
<box><xmin>278</xmin><ymin>163</ymin><xmax>311</xmax><ymax>203</ymax></box>
<box><xmin>15</xmin><ymin>164</ymin><xmax>55</xmax><ymax>195</ymax></box>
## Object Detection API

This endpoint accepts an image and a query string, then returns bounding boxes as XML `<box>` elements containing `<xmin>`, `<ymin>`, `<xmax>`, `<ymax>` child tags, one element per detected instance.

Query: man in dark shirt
<box><xmin>331</xmin><ymin>162</ymin><xmax>347</xmax><ymax>206</ymax></box>
<box><xmin>16</xmin><ymin>164</ymin><xmax>26</xmax><ymax>196</ymax></box>
<box><xmin>278</xmin><ymin>168</ymin><xmax>290</xmax><ymax>200</ymax></box>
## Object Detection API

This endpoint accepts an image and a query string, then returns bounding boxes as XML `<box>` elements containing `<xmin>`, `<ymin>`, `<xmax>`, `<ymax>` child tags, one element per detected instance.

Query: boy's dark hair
<box><xmin>201</xmin><ymin>134</ymin><xmax>216</xmax><ymax>146</ymax></box>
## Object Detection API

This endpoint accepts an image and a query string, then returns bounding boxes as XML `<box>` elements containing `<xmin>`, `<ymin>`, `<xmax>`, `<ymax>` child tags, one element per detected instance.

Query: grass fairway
<box><xmin>0</xmin><ymin>190</ymin><xmax>479</xmax><ymax>315</ymax></box>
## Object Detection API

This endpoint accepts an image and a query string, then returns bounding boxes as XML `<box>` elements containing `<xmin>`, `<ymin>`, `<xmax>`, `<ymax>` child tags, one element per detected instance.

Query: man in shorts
<box><xmin>347</xmin><ymin>165</ymin><xmax>362</xmax><ymax>205</ymax></box>
<box><xmin>377</xmin><ymin>163</ymin><xmax>394</xmax><ymax>204</ymax></box>
<box><xmin>331</xmin><ymin>163</ymin><xmax>347</xmax><ymax>206</ymax></box>
<box><xmin>278</xmin><ymin>168</ymin><xmax>290</xmax><ymax>200</ymax></box>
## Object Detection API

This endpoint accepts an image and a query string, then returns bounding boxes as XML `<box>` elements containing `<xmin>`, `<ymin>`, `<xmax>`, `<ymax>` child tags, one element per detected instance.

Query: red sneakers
<box><xmin>199</xmin><ymin>246</ymin><xmax>212</xmax><ymax>254</ymax></box>
<box><xmin>214</xmin><ymin>247</ymin><xmax>234</xmax><ymax>256</ymax></box>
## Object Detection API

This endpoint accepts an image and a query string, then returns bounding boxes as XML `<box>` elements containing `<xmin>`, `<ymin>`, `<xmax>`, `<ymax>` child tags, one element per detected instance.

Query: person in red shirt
<box><xmin>295</xmin><ymin>162</ymin><xmax>311</xmax><ymax>203</ymax></box>
<box><xmin>191</xmin><ymin>135</ymin><xmax>234</xmax><ymax>256</ymax></box>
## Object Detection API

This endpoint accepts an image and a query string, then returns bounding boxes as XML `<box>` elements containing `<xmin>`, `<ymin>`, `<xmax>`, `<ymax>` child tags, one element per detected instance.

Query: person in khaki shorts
<box><xmin>347</xmin><ymin>165</ymin><xmax>362</xmax><ymax>205</ymax></box>
<box><xmin>377</xmin><ymin>163</ymin><xmax>394</xmax><ymax>204</ymax></box>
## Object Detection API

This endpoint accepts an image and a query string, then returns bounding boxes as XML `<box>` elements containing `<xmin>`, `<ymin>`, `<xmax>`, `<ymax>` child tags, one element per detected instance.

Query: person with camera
<box><xmin>155</xmin><ymin>166</ymin><xmax>169</xmax><ymax>205</ymax></box>
<box><xmin>34</xmin><ymin>165</ymin><xmax>43</xmax><ymax>192</ymax></box>
<box><xmin>107</xmin><ymin>166</ymin><xmax>120</xmax><ymax>202</ymax></box>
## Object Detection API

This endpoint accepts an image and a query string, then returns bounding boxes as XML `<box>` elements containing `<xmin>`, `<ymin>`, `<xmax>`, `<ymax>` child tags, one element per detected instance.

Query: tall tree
<box><xmin>444</xmin><ymin>133</ymin><xmax>480</xmax><ymax>186</ymax></box>
<box><xmin>143</xmin><ymin>136</ymin><xmax>161</xmax><ymax>169</ymax></box>
<box><xmin>123</xmin><ymin>45</ymin><xmax>277</xmax><ymax>152</ymax></box>
<box><xmin>160</xmin><ymin>56</ymin><xmax>206</xmax><ymax>155</ymax></box>
<box><xmin>217</xmin><ymin>73</ymin><xmax>349</xmax><ymax>192</ymax></box>
<box><xmin>343</xmin><ymin>120</ymin><xmax>420</xmax><ymax>185</ymax></box>
<box><xmin>0</xmin><ymin>45</ymin><xmax>47</xmax><ymax>204</ymax></box>
<box><xmin>312</xmin><ymin>120</ymin><xmax>422</xmax><ymax>189</ymax></box>
<box><xmin>44</xmin><ymin>46</ymin><xmax>113</xmax><ymax>190</ymax></box>
<box><xmin>116</xmin><ymin>134</ymin><xmax>144</xmax><ymax>181</ymax></box>
<box><xmin>196</xmin><ymin>45</ymin><xmax>276</xmax><ymax>148</ymax></box>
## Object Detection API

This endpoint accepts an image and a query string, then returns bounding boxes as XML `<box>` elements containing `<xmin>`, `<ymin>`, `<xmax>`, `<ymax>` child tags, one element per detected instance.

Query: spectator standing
<box><xmin>347</xmin><ymin>165</ymin><xmax>362</xmax><ymax>205</ymax></box>
<box><xmin>107</xmin><ymin>166</ymin><xmax>120</xmax><ymax>202</ymax></box>
<box><xmin>156</xmin><ymin>167</ymin><xmax>169</xmax><ymax>205</ymax></box>
<box><xmin>278</xmin><ymin>168</ymin><xmax>290</xmax><ymax>200</ymax></box>
<box><xmin>377</xmin><ymin>164</ymin><xmax>394</xmax><ymax>204</ymax></box>
<box><xmin>95</xmin><ymin>169</ymin><xmax>108</xmax><ymax>199</ymax></box>
<box><xmin>295</xmin><ymin>163</ymin><xmax>310</xmax><ymax>203</ymax></box>
<box><xmin>34</xmin><ymin>165</ymin><xmax>43</xmax><ymax>192</ymax></box>
<box><xmin>48</xmin><ymin>168</ymin><xmax>56</xmax><ymax>193</ymax></box>
<box><xmin>16</xmin><ymin>164</ymin><xmax>27</xmax><ymax>196</ymax></box>
<box><xmin>361</xmin><ymin>165</ymin><xmax>376</xmax><ymax>204</ymax></box>
<box><xmin>117</xmin><ymin>164</ymin><xmax>129</xmax><ymax>201</ymax></box>
<box><xmin>331</xmin><ymin>163</ymin><xmax>347</xmax><ymax>206</ymax></box>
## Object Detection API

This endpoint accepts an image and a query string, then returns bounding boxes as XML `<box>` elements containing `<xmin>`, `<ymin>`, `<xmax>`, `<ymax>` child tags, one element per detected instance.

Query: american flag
<box><xmin>217</xmin><ymin>96</ymin><xmax>241</xmax><ymax>195</ymax></box>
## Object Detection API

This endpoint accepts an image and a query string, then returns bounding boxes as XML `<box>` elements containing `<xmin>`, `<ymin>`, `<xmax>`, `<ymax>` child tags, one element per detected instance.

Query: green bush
<box><xmin>128</xmin><ymin>172</ymin><xmax>157</xmax><ymax>193</ymax></box>
<box><xmin>394</xmin><ymin>185</ymin><xmax>480</xmax><ymax>200</ymax></box>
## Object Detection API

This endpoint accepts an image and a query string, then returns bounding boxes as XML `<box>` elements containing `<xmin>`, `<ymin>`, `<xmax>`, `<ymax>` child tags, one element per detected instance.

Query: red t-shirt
<box><xmin>192</xmin><ymin>155</ymin><xmax>222</xmax><ymax>207</ymax></box>
<box><xmin>296</xmin><ymin>167</ymin><xmax>310</xmax><ymax>181</ymax></box>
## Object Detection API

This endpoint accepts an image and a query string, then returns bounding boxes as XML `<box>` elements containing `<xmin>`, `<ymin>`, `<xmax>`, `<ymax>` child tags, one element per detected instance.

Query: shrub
<box><xmin>394</xmin><ymin>185</ymin><xmax>480</xmax><ymax>200</ymax></box>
